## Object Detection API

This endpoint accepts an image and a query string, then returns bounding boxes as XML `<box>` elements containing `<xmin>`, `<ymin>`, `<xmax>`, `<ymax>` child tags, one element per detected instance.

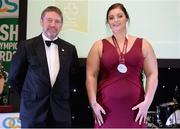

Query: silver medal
<box><xmin>117</xmin><ymin>64</ymin><xmax>127</xmax><ymax>73</ymax></box>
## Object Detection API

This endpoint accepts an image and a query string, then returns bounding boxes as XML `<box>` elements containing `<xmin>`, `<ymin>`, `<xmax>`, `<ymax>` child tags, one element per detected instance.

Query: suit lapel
<box><xmin>34</xmin><ymin>35</ymin><xmax>50</xmax><ymax>79</ymax></box>
<box><xmin>56</xmin><ymin>38</ymin><xmax>66</xmax><ymax>78</ymax></box>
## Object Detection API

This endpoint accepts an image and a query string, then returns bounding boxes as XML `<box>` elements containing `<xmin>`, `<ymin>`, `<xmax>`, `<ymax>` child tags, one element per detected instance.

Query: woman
<box><xmin>86</xmin><ymin>3</ymin><xmax>158</xmax><ymax>128</ymax></box>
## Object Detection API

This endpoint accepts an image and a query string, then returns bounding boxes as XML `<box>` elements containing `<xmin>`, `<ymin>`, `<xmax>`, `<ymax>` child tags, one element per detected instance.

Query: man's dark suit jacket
<box><xmin>8</xmin><ymin>34</ymin><xmax>79</xmax><ymax>127</ymax></box>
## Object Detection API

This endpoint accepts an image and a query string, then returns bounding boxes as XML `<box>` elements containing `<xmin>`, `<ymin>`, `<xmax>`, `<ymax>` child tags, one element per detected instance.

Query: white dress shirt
<box><xmin>42</xmin><ymin>33</ymin><xmax>60</xmax><ymax>87</ymax></box>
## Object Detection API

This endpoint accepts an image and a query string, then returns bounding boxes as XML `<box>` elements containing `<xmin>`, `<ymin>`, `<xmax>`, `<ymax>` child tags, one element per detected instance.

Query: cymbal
<box><xmin>160</xmin><ymin>101</ymin><xmax>178</xmax><ymax>107</ymax></box>
<box><xmin>148</xmin><ymin>111</ymin><xmax>157</xmax><ymax>114</ymax></box>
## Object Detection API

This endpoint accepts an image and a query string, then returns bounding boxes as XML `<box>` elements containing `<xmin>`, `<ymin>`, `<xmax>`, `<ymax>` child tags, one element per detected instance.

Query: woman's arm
<box><xmin>86</xmin><ymin>40</ymin><xmax>106</xmax><ymax>126</ymax></box>
<box><xmin>86</xmin><ymin>41</ymin><xmax>100</xmax><ymax>107</ymax></box>
<box><xmin>143</xmin><ymin>39</ymin><xmax>158</xmax><ymax>107</ymax></box>
<box><xmin>132</xmin><ymin>39</ymin><xmax>158</xmax><ymax>125</ymax></box>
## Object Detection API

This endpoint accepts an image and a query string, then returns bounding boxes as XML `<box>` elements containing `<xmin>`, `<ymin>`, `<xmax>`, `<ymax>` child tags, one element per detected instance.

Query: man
<box><xmin>8</xmin><ymin>6</ymin><xmax>79</xmax><ymax>128</ymax></box>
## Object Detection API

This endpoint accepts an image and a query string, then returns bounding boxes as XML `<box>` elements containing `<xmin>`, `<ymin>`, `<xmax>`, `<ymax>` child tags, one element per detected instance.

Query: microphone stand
<box><xmin>156</xmin><ymin>105</ymin><xmax>163</xmax><ymax>128</ymax></box>
<box><xmin>172</xmin><ymin>85</ymin><xmax>179</xmax><ymax>127</ymax></box>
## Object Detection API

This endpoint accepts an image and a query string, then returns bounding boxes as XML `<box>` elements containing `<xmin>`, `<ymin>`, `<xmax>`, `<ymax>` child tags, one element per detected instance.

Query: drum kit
<box><xmin>147</xmin><ymin>85</ymin><xmax>180</xmax><ymax>128</ymax></box>
<box><xmin>147</xmin><ymin>101</ymin><xmax>180</xmax><ymax>128</ymax></box>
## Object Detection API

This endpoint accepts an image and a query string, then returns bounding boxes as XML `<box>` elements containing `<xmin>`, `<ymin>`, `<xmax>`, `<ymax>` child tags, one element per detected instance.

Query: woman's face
<box><xmin>107</xmin><ymin>7</ymin><xmax>128</xmax><ymax>33</ymax></box>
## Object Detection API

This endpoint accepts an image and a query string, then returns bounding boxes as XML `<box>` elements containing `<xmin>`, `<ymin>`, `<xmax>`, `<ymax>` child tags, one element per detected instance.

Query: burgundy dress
<box><xmin>95</xmin><ymin>38</ymin><xmax>147</xmax><ymax>128</ymax></box>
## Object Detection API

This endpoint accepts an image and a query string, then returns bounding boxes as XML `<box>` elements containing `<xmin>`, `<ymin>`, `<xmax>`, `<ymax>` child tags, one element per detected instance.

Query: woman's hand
<box><xmin>91</xmin><ymin>102</ymin><xmax>106</xmax><ymax>126</ymax></box>
<box><xmin>132</xmin><ymin>100</ymin><xmax>150</xmax><ymax>125</ymax></box>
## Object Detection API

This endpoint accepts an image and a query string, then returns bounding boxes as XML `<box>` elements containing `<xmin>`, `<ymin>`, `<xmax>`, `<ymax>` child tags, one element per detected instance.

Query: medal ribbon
<box><xmin>112</xmin><ymin>35</ymin><xmax>128</xmax><ymax>64</ymax></box>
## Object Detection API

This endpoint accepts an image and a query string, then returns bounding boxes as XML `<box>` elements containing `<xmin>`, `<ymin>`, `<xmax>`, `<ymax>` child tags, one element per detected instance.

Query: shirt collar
<box><xmin>41</xmin><ymin>33</ymin><xmax>58</xmax><ymax>41</ymax></box>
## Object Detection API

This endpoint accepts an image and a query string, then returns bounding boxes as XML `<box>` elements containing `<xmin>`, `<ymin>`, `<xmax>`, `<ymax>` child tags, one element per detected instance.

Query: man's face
<box><xmin>41</xmin><ymin>11</ymin><xmax>62</xmax><ymax>40</ymax></box>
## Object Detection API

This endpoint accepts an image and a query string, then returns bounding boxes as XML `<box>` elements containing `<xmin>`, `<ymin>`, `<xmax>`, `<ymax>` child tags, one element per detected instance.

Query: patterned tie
<box><xmin>45</xmin><ymin>39</ymin><xmax>58</xmax><ymax>47</ymax></box>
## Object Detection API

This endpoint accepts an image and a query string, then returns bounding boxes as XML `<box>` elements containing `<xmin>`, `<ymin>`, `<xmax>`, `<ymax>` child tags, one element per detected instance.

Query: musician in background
<box><xmin>0</xmin><ymin>60</ymin><xmax>5</xmax><ymax>94</ymax></box>
<box><xmin>0</xmin><ymin>76</ymin><xmax>4</xmax><ymax>94</ymax></box>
